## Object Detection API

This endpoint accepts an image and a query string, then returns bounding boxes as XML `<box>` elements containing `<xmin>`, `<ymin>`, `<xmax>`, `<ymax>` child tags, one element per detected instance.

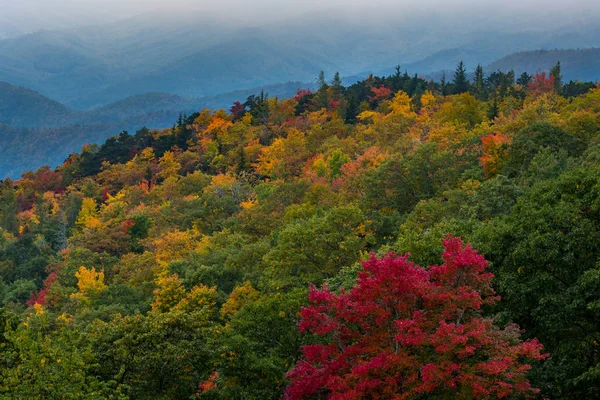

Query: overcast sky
<box><xmin>2</xmin><ymin>0</ymin><xmax>600</xmax><ymax>34</ymax></box>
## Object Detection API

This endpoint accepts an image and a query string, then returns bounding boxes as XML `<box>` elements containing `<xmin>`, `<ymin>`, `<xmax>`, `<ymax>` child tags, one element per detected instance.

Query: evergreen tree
<box><xmin>0</xmin><ymin>180</ymin><xmax>18</xmax><ymax>235</ymax></box>
<box><xmin>453</xmin><ymin>61</ymin><xmax>469</xmax><ymax>94</ymax></box>
<box><xmin>314</xmin><ymin>71</ymin><xmax>330</xmax><ymax>109</ymax></box>
<box><xmin>517</xmin><ymin>72</ymin><xmax>532</xmax><ymax>87</ymax></box>
<box><xmin>550</xmin><ymin>61</ymin><xmax>563</xmax><ymax>93</ymax></box>
<box><xmin>472</xmin><ymin>64</ymin><xmax>487</xmax><ymax>100</ymax></box>
<box><xmin>331</xmin><ymin>72</ymin><xmax>342</xmax><ymax>89</ymax></box>
<box><xmin>440</xmin><ymin>72</ymin><xmax>448</xmax><ymax>96</ymax></box>
<box><xmin>331</xmin><ymin>71</ymin><xmax>344</xmax><ymax>99</ymax></box>
<box><xmin>316</xmin><ymin>71</ymin><xmax>328</xmax><ymax>91</ymax></box>
<box><xmin>487</xmin><ymin>95</ymin><xmax>499</xmax><ymax>121</ymax></box>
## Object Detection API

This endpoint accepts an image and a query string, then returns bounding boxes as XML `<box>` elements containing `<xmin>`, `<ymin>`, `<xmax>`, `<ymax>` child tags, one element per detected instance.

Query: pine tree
<box><xmin>314</xmin><ymin>71</ymin><xmax>330</xmax><ymax>109</ymax></box>
<box><xmin>453</xmin><ymin>61</ymin><xmax>469</xmax><ymax>94</ymax></box>
<box><xmin>517</xmin><ymin>72</ymin><xmax>532</xmax><ymax>87</ymax></box>
<box><xmin>331</xmin><ymin>72</ymin><xmax>342</xmax><ymax>89</ymax></box>
<box><xmin>440</xmin><ymin>72</ymin><xmax>448</xmax><ymax>96</ymax></box>
<box><xmin>330</xmin><ymin>72</ymin><xmax>343</xmax><ymax>99</ymax></box>
<box><xmin>550</xmin><ymin>61</ymin><xmax>562</xmax><ymax>93</ymax></box>
<box><xmin>472</xmin><ymin>64</ymin><xmax>487</xmax><ymax>100</ymax></box>
<box><xmin>487</xmin><ymin>95</ymin><xmax>499</xmax><ymax>121</ymax></box>
<box><xmin>316</xmin><ymin>71</ymin><xmax>328</xmax><ymax>91</ymax></box>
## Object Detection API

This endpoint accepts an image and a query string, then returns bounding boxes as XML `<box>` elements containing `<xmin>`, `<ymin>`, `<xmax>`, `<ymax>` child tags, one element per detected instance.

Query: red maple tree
<box><xmin>527</xmin><ymin>72</ymin><xmax>555</xmax><ymax>96</ymax></box>
<box><xmin>369</xmin><ymin>86</ymin><xmax>392</xmax><ymax>103</ymax></box>
<box><xmin>294</xmin><ymin>89</ymin><xmax>313</xmax><ymax>101</ymax></box>
<box><xmin>27</xmin><ymin>272</ymin><xmax>58</xmax><ymax>307</ymax></box>
<box><xmin>286</xmin><ymin>237</ymin><xmax>547</xmax><ymax>399</ymax></box>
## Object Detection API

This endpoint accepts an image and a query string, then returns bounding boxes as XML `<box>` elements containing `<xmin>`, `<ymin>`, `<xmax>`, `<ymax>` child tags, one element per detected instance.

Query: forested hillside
<box><xmin>0</xmin><ymin>81</ymin><xmax>310</xmax><ymax>178</ymax></box>
<box><xmin>486</xmin><ymin>48</ymin><xmax>600</xmax><ymax>82</ymax></box>
<box><xmin>2</xmin><ymin>6</ymin><xmax>599</xmax><ymax>109</ymax></box>
<box><xmin>0</xmin><ymin>82</ymin><xmax>81</xmax><ymax>128</ymax></box>
<box><xmin>1</xmin><ymin>64</ymin><xmax>600</xmax><ymax>399</ymax></box>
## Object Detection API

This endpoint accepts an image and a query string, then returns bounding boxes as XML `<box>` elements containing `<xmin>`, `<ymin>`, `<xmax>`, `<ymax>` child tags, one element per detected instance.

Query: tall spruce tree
<box><xmin>517</xmin><ymin>72</ymin><xmax>532</xmax><ymax>87</ymax></box>
<box><xmin>472</xmin><ymin>64</ymin><xmax>487</xmax><ymax>100</ymax></box>
<box><xmin>453</xmin><ymin>61</ymin><xmax>469</xmax><ymax>94</ymax></box>
<box><xmin>440</xmin><ymin>72</ymin><xmax>448</xmax><ymax>96</ymax></box>
<box><xmin>550</xmin><ymin>61</ymin><xmax>563</xmax><ymax>93</ymax></box>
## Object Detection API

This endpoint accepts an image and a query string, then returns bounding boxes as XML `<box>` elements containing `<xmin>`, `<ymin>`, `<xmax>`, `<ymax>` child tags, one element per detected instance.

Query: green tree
<box><xmin>471</xmin><ymin>64</ymin><xmax>487</xmax><ymax>100</ymax></box>
<box><xmin>453</xmin><ymin>61</ymin><xmax>469</xmax><ymax>94</ymax></box>
<box><xmin>550</xmin><ymin>60</ymin><xmax>563</xmax><ymax>93</ymax></box>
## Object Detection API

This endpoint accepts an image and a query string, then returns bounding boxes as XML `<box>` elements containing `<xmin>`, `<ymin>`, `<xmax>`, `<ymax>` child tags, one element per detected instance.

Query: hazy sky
<box><xmin>2</xmin><ymin>0</ymin><xmax>600</xmax><ymax>34</ymax></box>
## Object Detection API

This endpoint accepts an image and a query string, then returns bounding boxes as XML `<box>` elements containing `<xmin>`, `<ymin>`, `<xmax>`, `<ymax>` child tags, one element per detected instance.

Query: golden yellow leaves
<box><xmin>33</xmin><ymin>303</ymin><xmax>44</xmax><ymax>316</ymax></box>
<box><xmin>71</xmin><ymin>266</ymin><xmax>107</xmax><ymax>302</ymax></box>
<box><xmin>151</xmin><ymin>273</ymin><xmax>217</xmax><ymax>314</ymax></box>
<box><xmin>254</xmin><ymin>129</ymin><xmax>308</xmax><ymax>179</ymax></box>
<box><xmin>151</xmin><ymin>274</ymin><xmax>186</xmax><ymax>313</ymax></box>
<box><xmin>420</xmin><ymin>90</ymin><xmax>437</xmax><ymax>109</ymax></box>
<box><xmin>75</xmin><ymin>198</ymin><xmax>101</xmax><ymax>230</ymax></box>
<box><xmin>158</xmin><ymin>151</ymin><xmax>182</xmax><ymax>181</ymax></box>
<box><xmin>240</xmin><ymin>199</ymin><xmax>258</xmax><ymax>210</ymax></box>
<box><xmin>149</xmin><ymin>229</ymin><xmax>200</xmax><ymax>269</ymax></box>
<box><xmin>388</xmin><ymin>90</ymin><xmax>413</xmax><ymax>116</ymax></box>
<box><xmin>220</xmin><ymin>281</ymin><xmax>259</xmax><ymax>319</ymax></box>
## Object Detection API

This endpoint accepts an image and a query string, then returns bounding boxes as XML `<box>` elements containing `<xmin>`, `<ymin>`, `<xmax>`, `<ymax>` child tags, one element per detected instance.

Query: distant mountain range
<box><xmin>486</xmin><ymin>48</ymin><xmax>600</xmax><ymax>81</ymax></box>
<box><xmin>0</xmin><ymin>80</ymin><xmax>314</xmax><ymax>178</ymax></box>
<box><xmin>1</xmin><ymin>12</ymin><xmax>599</xmax><ymax>110</ymax></box>
<box><xmin>0</xmin><ymin>46</ymin><xmax>599</xmax><ymax>179</ymax></box>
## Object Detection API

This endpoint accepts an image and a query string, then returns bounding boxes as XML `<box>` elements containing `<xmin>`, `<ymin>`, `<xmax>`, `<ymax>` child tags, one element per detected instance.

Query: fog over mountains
<box><xmin>1</xmin><ymin>0</ymin><xmax>600</xmax><ymax>178</ymax></box>
<box><xmin>1</xmin><ymin>1</ymin><xmax>599</xmax><ymax>109</ymax></box>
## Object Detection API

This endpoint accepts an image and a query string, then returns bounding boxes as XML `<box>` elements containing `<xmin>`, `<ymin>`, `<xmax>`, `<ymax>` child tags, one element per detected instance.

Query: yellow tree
<box><xmin>75</xmin><ymin>198</ymin><xmax>100</xmax><ymax>230</ymax></box>
<box><xmin>220</xmin><ymin>281</ymin><xmax>260</xmax><ymax>319</ymax></box>
<box><xmin>71</xmin><ymin>266</ymin><xmax>108</xmax><ymax>302</ymax></box>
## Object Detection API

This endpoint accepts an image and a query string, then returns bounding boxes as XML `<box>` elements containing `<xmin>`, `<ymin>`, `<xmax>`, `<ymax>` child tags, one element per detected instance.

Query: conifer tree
<box><xmin>453</xmin><ymin>61</ymin><xmax>469</xmax><ymax>94</ymax></box>
<box><xmin>550</xmin><ymin>61</ymin><xmax>563</xmax><ymax>93</ymax></box>
<box><xmin>517</xmin><ymin>71</ymin><xmax>532</xmax><ymax>87</ymax></box>
<box><xmin>440</xmin><ymin>72</ymin><xmax>448</xmax><ymax>96</ymax></box>
<box><xmin>472</xmin><ymin>64</ymin><xmax>487</xmax><ymax>100</ymax></box>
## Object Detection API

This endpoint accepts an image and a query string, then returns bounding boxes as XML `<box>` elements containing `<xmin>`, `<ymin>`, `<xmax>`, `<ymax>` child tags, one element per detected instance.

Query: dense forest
<box><xmin>1</xmin><ymin>62</ymin><xmax>600</xmax><ymax>399</ymax></box>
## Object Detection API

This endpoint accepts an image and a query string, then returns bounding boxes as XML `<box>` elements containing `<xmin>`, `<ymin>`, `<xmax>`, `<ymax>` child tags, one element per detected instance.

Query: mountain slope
<box><xmin>2</xmin><ymin>11</ymin><xmax>600</xmax><ymax>109</ymax></box>
<box><xmin>0</xmin><ymin>80</ymin><xmax>315</xmax><ymax>178</ymax></box>
<box><xmin>74</xmin><ymin>35</ymin><xmax>339</xmax><ymax>107</ymax></box>
<box><xmin>486</xmin><ymin>48</ymin><xmax>600</xmax><ymax>81</ymax></box>
<box><xmin>0</xmin><ymin>82</ymin><xmax>81</xmax><ymax>128</ymax></box>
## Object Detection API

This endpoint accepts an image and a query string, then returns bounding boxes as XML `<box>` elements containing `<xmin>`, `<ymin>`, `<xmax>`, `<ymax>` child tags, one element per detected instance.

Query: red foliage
<box><xmin>100</xmin><ymin>187</ymin><xmax>111</xmax><ymax>203</ymax></box>
<box><xmin>329</xmin><ymin>99</ymin><xmax>341</xmax><ymax>110</ymax></box>
<box><xmin>26</xmin><ymin>272</ymin><xmax>58</xmax><ymax>307</ymax></box>
<box><xmin>230</xmin><ymin>101</ymin><xmax>246</xmax><ymax>120</ymax></box>
<box><xmin>336</xmin><ymin>147</ymin><xmax>386</xmax><ymax>197</ymax></box>
<box><xmin>285</xmin><ymin>237</ymin><xmax>547</xmax><ymax>399</ymax></box>
<box><xmin>527</xmin><ymin>72</ymin><xmax>555</xmax><ymax>96</ymax></box>
<box><xmin>197</xmin><ymin>371</ymin><xmax>219</xmax><ymax>394</ymax></box>
<box><xmin>369</xmin><ymin>86</ymin><xmax>392</xmax><ymax>103</ymax></box>
<box><xmin>22</xmin><ymin>166</ymin><xmax>64</xmax><ymax>193</ymax></box>
<box><xmin>121</xmin><ymin>219</ymin><xmax>135</xmax><ymax>234</ymax></box>
<box><xmin>294</xmin><ymin>89</ymin><xmax>313</xmax><ymax>101</ymax></box>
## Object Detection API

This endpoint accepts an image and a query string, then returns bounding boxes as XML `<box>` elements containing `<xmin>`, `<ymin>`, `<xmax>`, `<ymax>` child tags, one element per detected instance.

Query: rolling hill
<box><xmin>485</xmin><ymin>48</ymin><xmax>600</xmax><ymax>81</ymax></box>
<box><xmin>2</xmin><ymin>10</ymin><xmax>600</xmax><ymax>110</ymax></box>
<box><xmin>0</xmin><ymin>80</ymin><xmax>314</xmax><ymax>178</ymax></box>
<box><xmin>2</xmin><ymin>46</ymin><xmax>600</xmax><ymax>179</ymax></box>
<box><xmin>0</xmin><ymin>82</ymin><xmax>81</xmax><ymax>128</ymax></box>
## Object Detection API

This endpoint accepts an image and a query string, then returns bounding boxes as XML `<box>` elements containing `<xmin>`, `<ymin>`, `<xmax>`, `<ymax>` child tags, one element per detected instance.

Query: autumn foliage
<box><xmin>286</xmin><ymin>237</ymin><xmax>546</xmax><ymax>399</ymax></box>
<box><xmin>527</xmin><ymin>72</ymin><xmax>555</xmax><ymax>96</ymax></box>
<box><xmin>480</xmin><ymin>133</ymin><xmax>511</xmax><ymax>177</ymax></box>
